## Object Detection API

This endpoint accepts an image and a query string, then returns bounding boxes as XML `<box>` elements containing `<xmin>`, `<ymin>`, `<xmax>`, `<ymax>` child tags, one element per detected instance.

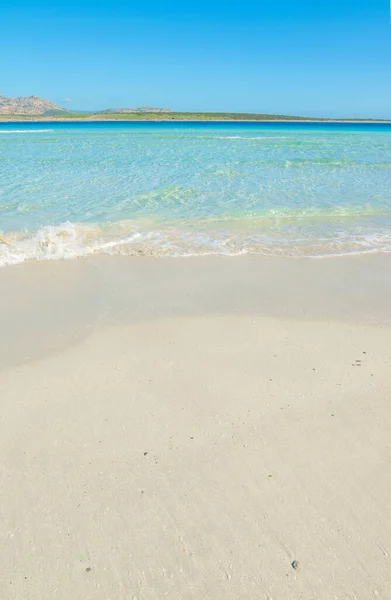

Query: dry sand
<box><xmin>1</xmin><ymin>255</ymin><xmax>391</xmax><ymax>599</ymax></box>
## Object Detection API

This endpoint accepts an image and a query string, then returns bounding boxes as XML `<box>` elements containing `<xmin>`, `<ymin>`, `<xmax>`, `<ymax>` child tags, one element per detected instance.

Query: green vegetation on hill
<box><xmin>0</xmin><ymin>111</ymin><xmax>389</xmax><ymax>122</ymax></box>
<box><xmin>0</xmin><ymin>111</ymin><xmax>315</xmax><ymax>121</ymax></box>
<box><xmin>43</xmin><ymin>109</ymin><xmax>73</xmax><ymax>116</ymax></box>
<box><xmin>88</xmin><ymin>112</ymin><xmax>312</xmax><ymax>121</ymax></box>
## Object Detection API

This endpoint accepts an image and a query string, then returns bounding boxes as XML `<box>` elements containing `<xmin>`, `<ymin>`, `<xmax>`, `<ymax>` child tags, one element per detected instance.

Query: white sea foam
<box><xmin>214</xmin><ymin>135</ymin><xmax>288</xmax><ymax>140</ymax></box>
<box><xmin>1</xmin><ymin>220</ymin><xmax>391</xmax><ymax>267</ymax></box>
<box><xmin>0</xmin><ymin>129</ymin><xmax>54</xmax><ymax>134</ymax></box>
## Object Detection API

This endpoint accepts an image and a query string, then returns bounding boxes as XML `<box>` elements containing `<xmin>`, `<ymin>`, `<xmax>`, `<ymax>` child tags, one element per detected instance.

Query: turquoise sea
<box><xmin>1</xmin><ymin>121</ymin><xmax>391</xmax><ymax>265</ymax></box>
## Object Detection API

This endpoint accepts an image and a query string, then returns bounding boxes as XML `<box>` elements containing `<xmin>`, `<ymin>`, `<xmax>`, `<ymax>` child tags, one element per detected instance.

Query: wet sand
<box><xmin>1</xmin><ymin>254</ymin><xmax>391</xmax><ymax>599</ymax></box>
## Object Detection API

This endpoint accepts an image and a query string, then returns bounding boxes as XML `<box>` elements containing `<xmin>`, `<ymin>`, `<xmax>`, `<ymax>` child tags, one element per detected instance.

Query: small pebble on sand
<box><xmin>291</xmin><ymin>560</ymin><xmax>300</xmax><ymax>571</ymax></box>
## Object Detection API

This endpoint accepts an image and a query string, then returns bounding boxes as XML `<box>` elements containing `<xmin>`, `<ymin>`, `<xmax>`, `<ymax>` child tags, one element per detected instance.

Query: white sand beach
<box><xmin>1</xmin><ymin>254</ymin><xmax>391</xmax><ymax>599</ymax></box>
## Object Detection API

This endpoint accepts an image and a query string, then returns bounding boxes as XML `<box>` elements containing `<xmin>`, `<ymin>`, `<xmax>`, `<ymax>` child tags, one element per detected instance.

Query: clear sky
<box><xmin>1</xmin><ymin>0</ymin><xmax>391</xmax><ymax>117</ymax></box>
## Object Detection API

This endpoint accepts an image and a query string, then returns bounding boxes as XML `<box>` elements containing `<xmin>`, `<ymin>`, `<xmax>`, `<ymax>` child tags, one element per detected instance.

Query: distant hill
<box><xmin>97</xmin><ymin>106</ymin><xmax>172</xmax><ymax>114</ymax></box>
<box><xmin>0</xmin><ymin>96</ymin><xmax>389</xmax><ymax>122</ymax></box>
<box><xmin>0</xmin><ymin>95</ymin><xmax>67</xmax><ymax>115</ymax></box>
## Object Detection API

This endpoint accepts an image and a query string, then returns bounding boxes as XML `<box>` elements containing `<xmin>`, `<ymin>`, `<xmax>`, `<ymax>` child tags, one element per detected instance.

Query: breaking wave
<box><xmin>1</xmin><ymin>218</ymin><xmax>391</xmax><ymax>267</ymax></box>
<box><xmin>0</xmin><ymin>129</ymin><xmax>54</xmax><ymax>134</ymax></box>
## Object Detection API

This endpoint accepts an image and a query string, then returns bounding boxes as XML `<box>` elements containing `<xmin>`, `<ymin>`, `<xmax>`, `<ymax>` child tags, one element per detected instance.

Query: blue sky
<box><xmin>1</xmin><ymin>0</ymin><xmax>391</xmax><ymax>117</ymax></box>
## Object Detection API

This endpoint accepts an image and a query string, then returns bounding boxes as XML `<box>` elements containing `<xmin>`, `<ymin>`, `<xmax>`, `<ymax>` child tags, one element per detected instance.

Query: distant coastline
<box><xmin>1</xmin><ymin>112</ymin><xmax>391</xmax><ymax>123</ymax></box>
<box><xmin>1</xmin><ymin>95</ymin><xmax>390</xmax><ymax>122</ymax></box>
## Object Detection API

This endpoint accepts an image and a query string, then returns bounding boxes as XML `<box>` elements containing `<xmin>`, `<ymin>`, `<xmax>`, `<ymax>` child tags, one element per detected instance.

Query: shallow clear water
<box><xmin>1</xmin><ymin>121</ymin><xmax>391</xmax><ymax>265</ymax></box>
